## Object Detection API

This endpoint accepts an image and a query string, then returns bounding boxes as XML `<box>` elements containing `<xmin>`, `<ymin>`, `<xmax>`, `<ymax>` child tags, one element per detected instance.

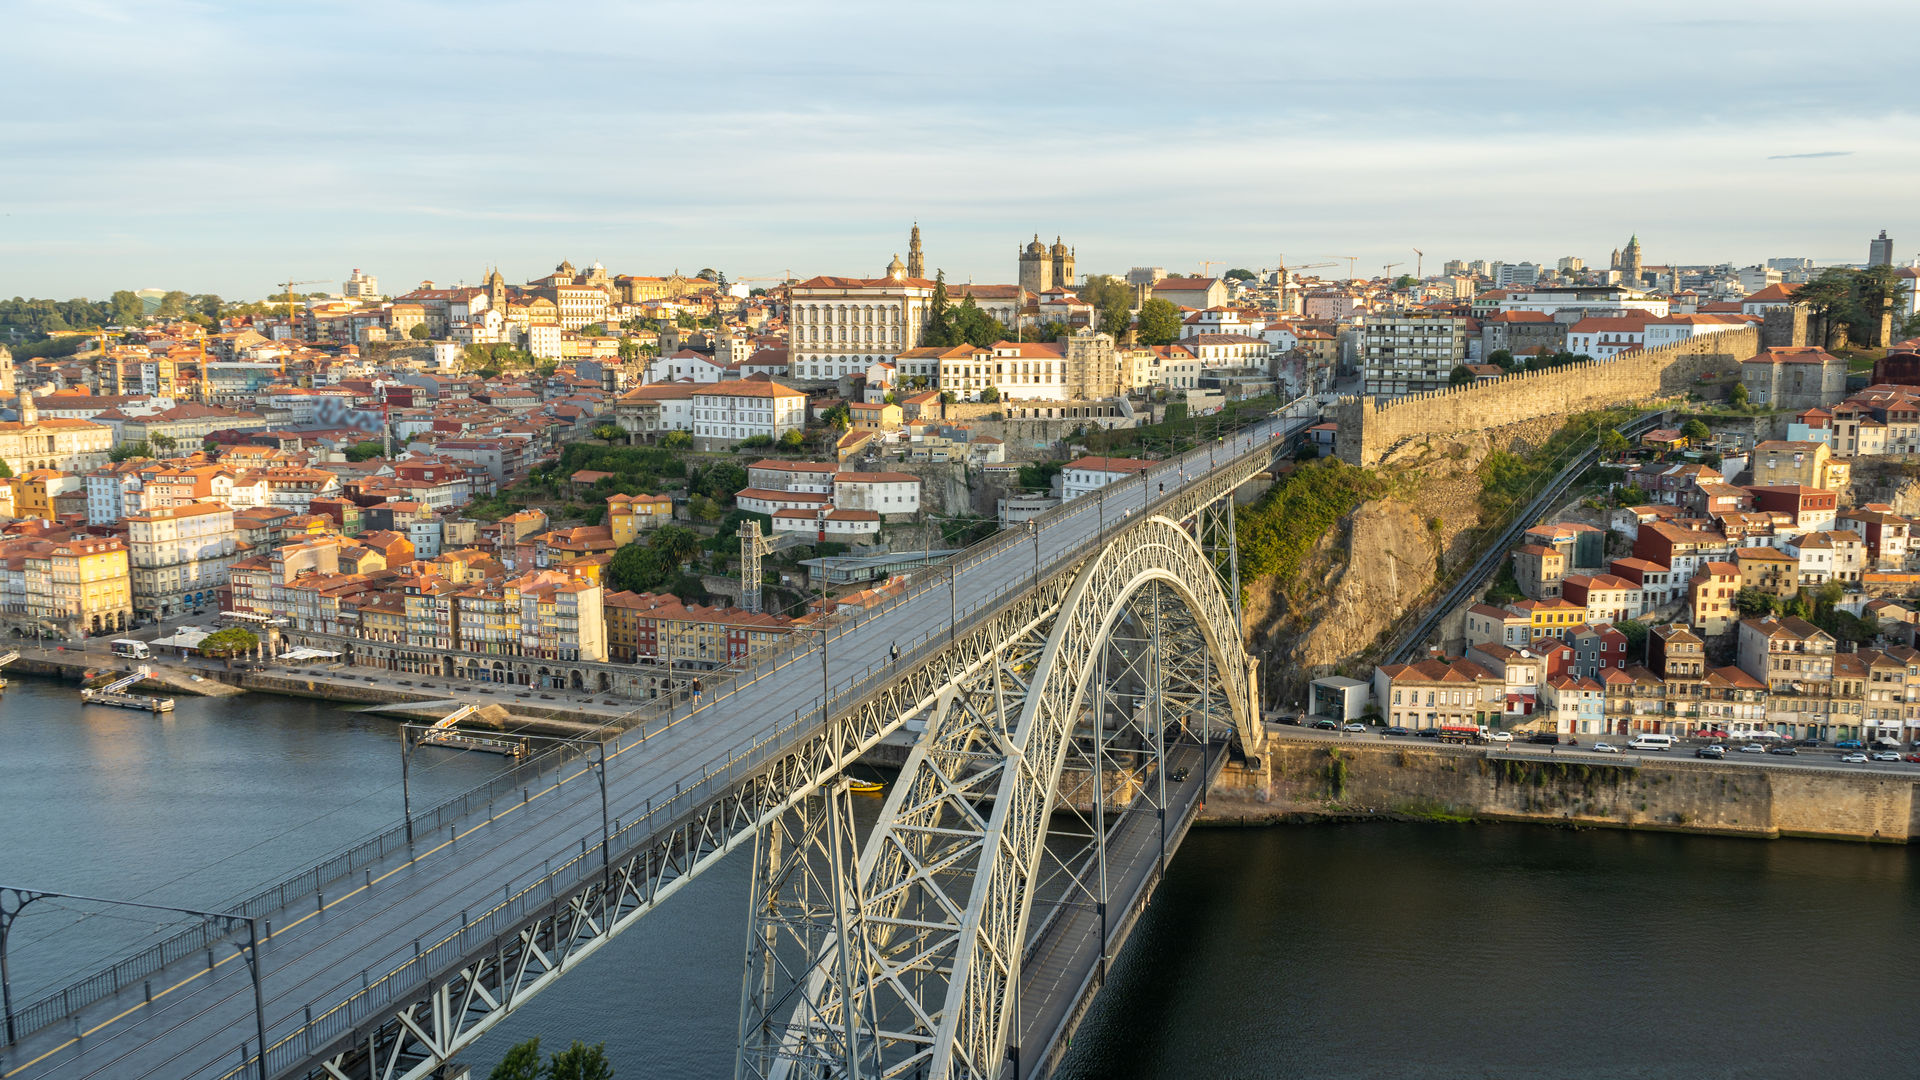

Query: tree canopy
<box><xmin>345</xmin><ymin>440</ymin><xmax>385</xmax><ymax>462</ymax></box>
<box><xmin>1223</xmin><ymin>268</ymin><xmax>1256</xmax><ymax>281</ymax></box>
<box><xmin>1135</xmin><ymin>298</ymin><xmax>1182</xmax><ymax>346</ymax></box>
<box><xmin>199</xmin><ymin>627</ymin><xmax>259</xmax><ymax>659</ymax></box>
<box><xmin>1680</xmin><ymin>419</ymin><xmax>1712</xmax><ymax>442</ymax></box>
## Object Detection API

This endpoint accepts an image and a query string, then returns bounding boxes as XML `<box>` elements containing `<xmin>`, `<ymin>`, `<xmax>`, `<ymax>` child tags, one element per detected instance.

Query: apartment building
<box><xmin>125</xmin><ymin>503</ymin><xmax>237</xmax><ymax>620</ymax></box>
<box><xmin>690</xmin><ymin>380</ymin><xmax>807</xmax><ymax>451</ymax></box>
<box><xmin>1359</xmin><ymin>314</ymin><xmax>1474</xmax><ymax>397</ymax></box>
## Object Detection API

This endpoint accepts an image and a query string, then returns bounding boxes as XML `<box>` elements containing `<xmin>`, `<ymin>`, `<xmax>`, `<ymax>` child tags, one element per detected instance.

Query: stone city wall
<box><xmin>1334</xmin><ymin>327</ymin><xmax>1760</xmax><ymax>466</ymax></box>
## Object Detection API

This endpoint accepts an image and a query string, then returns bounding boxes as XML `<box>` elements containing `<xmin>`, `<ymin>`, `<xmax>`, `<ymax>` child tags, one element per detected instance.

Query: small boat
<box><xmin>846</xmin><ymin>779</ymin><xmax>885</xmax><ymax>794</ymax></box>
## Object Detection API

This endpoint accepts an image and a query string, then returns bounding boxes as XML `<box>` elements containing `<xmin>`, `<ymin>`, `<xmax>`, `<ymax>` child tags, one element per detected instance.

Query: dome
<box><xmin>1051</xmin><ymin>236</ymin><xmax>1068</xmax><ymax>255</ymax></box>
<box><xmin>1026</xmin><ymin>235</ymin><xmax>1046</xmax><ymax>255</ymax></box>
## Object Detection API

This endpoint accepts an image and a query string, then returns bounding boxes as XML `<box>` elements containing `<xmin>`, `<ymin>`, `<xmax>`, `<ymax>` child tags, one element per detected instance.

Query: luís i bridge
<box><xmin>2</xmin><ymin>397</ymin><xmax>1318</xmax><ymax>1080</ymax></box>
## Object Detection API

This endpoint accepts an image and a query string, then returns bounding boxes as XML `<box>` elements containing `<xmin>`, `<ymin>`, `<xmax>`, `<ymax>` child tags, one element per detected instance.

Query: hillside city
<box><xmin>3</xmin><ymin>227</ymin><xmax>1920</xmax><ymax>750</ymax></box>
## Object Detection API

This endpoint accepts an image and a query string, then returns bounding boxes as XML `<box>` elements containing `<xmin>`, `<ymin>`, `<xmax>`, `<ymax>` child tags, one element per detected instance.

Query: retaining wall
<box><xmin>1334</xmin><ymin>327</ymin><xmax>1760</xmax><ymax>466</ymax></box>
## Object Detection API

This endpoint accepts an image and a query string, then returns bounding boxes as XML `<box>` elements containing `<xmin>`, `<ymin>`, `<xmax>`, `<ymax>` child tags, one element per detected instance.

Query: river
<box><xmin>3</xmin><ymin>679</ymin><xmax>1914</xmax><ymax>1078</ymax></box>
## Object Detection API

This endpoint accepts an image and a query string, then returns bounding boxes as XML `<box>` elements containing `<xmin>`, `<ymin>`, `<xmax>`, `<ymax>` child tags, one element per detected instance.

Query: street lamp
<box><xmin>1</xmin><ymin>887</ymin><xmax>271</xmax><ymax>1080</ymax></box>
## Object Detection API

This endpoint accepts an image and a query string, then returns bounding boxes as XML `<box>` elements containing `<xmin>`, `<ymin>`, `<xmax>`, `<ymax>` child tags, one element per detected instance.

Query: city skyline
<box><xmin>6</xmin><ymin>0</ymin><xmax>1920</xmax><ymax>297</ymax></box>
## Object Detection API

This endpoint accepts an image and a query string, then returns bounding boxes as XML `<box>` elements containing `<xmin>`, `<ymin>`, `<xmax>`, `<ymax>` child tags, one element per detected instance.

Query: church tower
<box><xmin>485</xmin><ymin>267</ymin><xmax>507</xmax><ymax>309</ymax></box>
<box><xmin>18</xmin><ymin>386</ymin><xmax>36</xmax><ymax>426</ymax></box>
<box><xmin>1019</xmin><ymin>235</ymin><xmax>1052</xmax><ymax>294</ymax></box>
<box><xmin>907</xmin><ymin>224</ymin><xmax>925</xmax><ymax>280</ymax></box>
<box><xmin>1050</xmin><ymin>237</ymin><xmax>1075</xmax><ymax>288</ymax></box>
<box><xmin>886</xmin><ymin>253</ymin><xmax>907</xmax><ymax>282</ymax></box>
<box><xmin>0</xmin><ymin>346</ymin><xmax>13</xmax><ymax>398</ymax></box>
<box><xmin>1623</xmin><ymin>234</ymin><xmax>1643</xmax><ymax>280</ymax></box>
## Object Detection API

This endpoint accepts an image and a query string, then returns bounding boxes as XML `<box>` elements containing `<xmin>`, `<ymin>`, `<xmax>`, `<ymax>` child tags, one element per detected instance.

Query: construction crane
<box><xmin>1383</xmin><ymin>262</ymin><xmax>1404</xmax><ymax>280</ymax></box>
<box><xmin>1334</xmin><ymin>256</ymin><xmax>1359</xmax><ymax>281</ymax></box>
<box><xmin>738</xmin><ymin>519</ymin><xmax>813</xmax><ymax>613</ymax></box>
<box><xmin>277</xmin><ymin>278</ymin><xmax>326</xmax><ymax>337</ymax></box>
<box><xmin>1273</xmin><ymin>255</ymin><xmax>1338</xmax><ymax>311</ymax></box>
<box><xmin>1412</xmin><ymin>248</ymin><xmax>1424</xmax><ymax>278</ymax></box>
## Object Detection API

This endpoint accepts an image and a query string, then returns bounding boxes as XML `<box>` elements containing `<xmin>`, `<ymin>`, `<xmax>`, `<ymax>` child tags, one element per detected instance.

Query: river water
<box><xmin>3</xmin><ymin>679</ymin><xmax>1915</xmax><ymax>1078</ymax></box>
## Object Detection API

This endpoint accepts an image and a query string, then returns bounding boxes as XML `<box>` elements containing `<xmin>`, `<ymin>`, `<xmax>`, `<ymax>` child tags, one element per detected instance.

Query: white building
<box><xmin>788</xmin><ymin>269</ymin><xmax>938</xmax><ymax>381</ymax></box>
<box><xmin>832</xmin><ymin>472</ymin><xmax>921</xmax><ymax>515</ymax></box>
<box><xmin>124</xmin><ymin>502</ymin><xmax>236</xmax><ymax>620</ymax></box>
<box><xmin>1359</xmin><ymin>314</ymin><xmax>1474</xmax><ymax>397</ymax></box>
<box><xmin>690</xmin><ymin>379</ymin><xmax>807</xmax><ymax>451</ymax></box>
<box><xmin>1060</xmin><ymin>456</ymin><xmax>1153</xmax><ymax>501</ymax></box>
<box><xmin>614</xmin><ymin>383</ymin><xmax>698</xmax><ymax>438</ymax></box>
<box><xmin>647</xmin><ymin>350</ymin><xmax>727</xmax><ymax>384</ymax></box>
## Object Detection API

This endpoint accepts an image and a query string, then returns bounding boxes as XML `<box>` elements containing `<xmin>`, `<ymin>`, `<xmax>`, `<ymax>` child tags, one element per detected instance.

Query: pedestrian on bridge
<box><xmin>691</xmin><ymin>677</ymin><xmax>703</xmax><ymax>705</ymax></box>
<box><xmin>889</xmin><ymin>642</ymin><xmax>900</xmax><ymax>664</ymax></box>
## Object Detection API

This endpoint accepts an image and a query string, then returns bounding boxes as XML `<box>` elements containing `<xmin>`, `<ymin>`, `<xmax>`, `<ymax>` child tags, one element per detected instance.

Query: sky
<box><xmin>5</xmin><ymin>0</ymin><xmax>1919</xmax><ymax>299</ymax></box>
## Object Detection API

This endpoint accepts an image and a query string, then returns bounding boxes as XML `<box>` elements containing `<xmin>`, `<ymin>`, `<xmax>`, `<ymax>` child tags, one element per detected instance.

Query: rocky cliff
<box><xmin>1243</xmin><ymin>416</ymin><xmax>1561</xmax><ymax>708</ymax></box>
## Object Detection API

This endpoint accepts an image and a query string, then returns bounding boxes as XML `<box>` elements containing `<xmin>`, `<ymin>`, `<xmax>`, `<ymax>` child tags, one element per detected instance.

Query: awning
<box><xmin>278</xmin><ymin>647</ymin><xmax>342</xmax><ymax>661</ymax></box>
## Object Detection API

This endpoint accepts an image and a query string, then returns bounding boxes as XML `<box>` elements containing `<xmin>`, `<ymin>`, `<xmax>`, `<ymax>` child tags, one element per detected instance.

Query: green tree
<box><xmin>546</xmin><ymin>1040</ymin><xmax>613</xmax><ymax>1080</ymax></box>
<box><xmin>821</xmin><ymin>403</ymin><xmax>852</xmax><ymax>430</ymax></box>
<box><xmin>1135</xmin><ymin>298</ymin><xmax>1183</xmax><ymax>346</ymax></box>
<box><xmin>923</xmin><ymin>271</ymin><xmax>955</xmax><ymax>347</ymax></box>
<box><xmin>109</xmin><ymin>441</ymin><xmax>151</xmax><ymax>462</ymax></box>
<box><xmin>1680</xmin><ymin>419</ymin><xmax>1711</xmax><ymax>443</ymax></box>
<box><xmin>1795</xmin><ymin>268</ymin><xmax>1854</xmax><ymax>348</ymax></box>
<box><xmin>408</xmin><ymin>323</ymin><xmax>432</xmax><ymax>340</ymax></box>
<box><xmin>617</xmin><ymin>337</ymin><xmax>639</xmax><ymax>362</ymax></box>
<box><xmin>149</xmin><ymin>433</ymin><xmax>178</xmax><ymax>454</ymax></box>
<box><xmin>1097</xmin><ymin>294</ymin><xmax>1131</xmax><ymax>340</ymax></box>
<box><xmin>607</xmin><ymin>543</ymin><xmax>667</xmax><ymax>594</ymax></box>
<box><xmin>108</xmin><ymin>290</ymin><xmax>144</xmax><ymax>325</ymax></box>
<box><xmin>1735</xmin><ymin>588</ymin><xmax>1776</xmax><ymax>617</ymax></box>
<box><xmin>778</xmin><ymin>428</ymin><xmax>805</xmax><ymax>451</ymax></box>
<box><xmin>1728</xmin><ymin>382</ymin><xmax>1749</xmax><ymax>409</ymax></box>
<box><xmin>488</xmin><ymin>1038</ymin><xmax>544</xmax><ymax>1080</ymax></box>
<box><xmin>0</xmin><ymin>458</ymin><xmax>14</xmax><ymax>479</ymax></box>
<box><xmin>651</xmin><ymin>524</ymin><xmax>702</xmax><ymax>565</ymax></box>
<box><xmin>1223</xmin><ymin>268</ymin><xmax>1255</xmax><ymax>281</ymax></box>
<box><xmin>157</xmin><ymin>290</ymin><xmax>190</xmax><ymax>318</ymax></box>
<box><xmin>345</xmin><ymin>440</ymin><xmax>385</xmax><ymax>462</ymax></box>
<box><xmin>939</xmin><ymin>390</ymin><xmax>956</xmax><ymax>405</ymax></box>
<box><xmin>660</xmin><ymin>430</ymin><xmax>692</xmax><ymax>450</ymax></box>
<box><xmin>199</xmin><ymin>627</ymin><xmax>259</xmax><ymax>659</ymax></box>
<box><xmin>592</xmin><ymin>423</ymin><xmax>624</xmax><ymax>446</ymax></box>
<box><xmin>979</xmin><ymin>385</ymin><xmax>1000</xmax><ymax>403</ymax></box>
<box><xmin>579</xmin><ymin>323</ymin><xmax>605</xmax><ymax>337</ymax></box>
<box><xmin>1394</xmin><ymin>274</ymin><xmax>1418</xmax><ymax>290</ymax></box>
<box><xmin>693</xmin><ymin>463</ymin><xmax>747</xmax><ymax>501</ymax></box>
<box><xmin>1600</xmin><ymin>429</ymin><xmax>1631</xmax><ymax>457</ymax></box>
<box><xmin>950</xmin><ymin>295</ymin><xmax>1009</xmax><ymax>348</ymax></box>
<box><xmin>1449</xmin><ymin>365</ymin><xmax>1473</xmax><ymax>386</ymax></box>
<box><xmin>1488</xmin><ymin>348</ymin><xmax>1514</xmax><ymax>369</ymax></box>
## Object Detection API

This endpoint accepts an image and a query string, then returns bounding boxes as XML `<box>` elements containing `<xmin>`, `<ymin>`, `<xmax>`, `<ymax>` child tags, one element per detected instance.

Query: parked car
<box><xmin>1870</xmin><ymin>751</ymin><xmax>1903</xmax><ymax>762</ymax></box>
<box><xmin>1904</xmin><ymin>753</ymin><xmax>1920</xmax><ymax>764</ymax></box>
<box><xmin>1487</xmin><ymin>730</ymin><xmax>1513</xmax><ymax>743</ymax></box>
<box><xmin>1415</xmin><ymin>729</ymin><xmax>1442</xmax><ymax>739</ymax></box>
<box><xmin>1696</xmin><ymin>745</ymin><xmax>1726</xmax><ymax>759</ymax></box>
<box><xmin>1835</xmin><ymin>739</ymin><xmax>1865</xmax><ymax>750</ymax></box>
<box><xmin>1342</xmin><ymin>722</ymin><xmax>1368</xmax><ymax>733</ymax></box>
<box><xmin>1310</xmin><ymin>719</ymin><xmax>1338</xmax><ymax>730</ymax></box>
<box><xmin>1381</xmin><ymin>726</ymin><xmax>1412</xmax><ymax>737</ymax></box>
<box><xmin>1738</xmin><ymin>744</ymin><xmax>1767</xmax><ymax>754</ymax></box>
<box><xmin>1591</xmin><ymin>742</ymin><xmax>1622</xmax><ymax>754</ymax></box>
<box><xmin>1767</xmin><ymin>746</ymin><xmax>1798</xmax><ymax>756</ymax></box>
<box><xmin>1840</xmin><ymin>752</ymin><xmax>1870</xmax><ymax>763</ymax></box>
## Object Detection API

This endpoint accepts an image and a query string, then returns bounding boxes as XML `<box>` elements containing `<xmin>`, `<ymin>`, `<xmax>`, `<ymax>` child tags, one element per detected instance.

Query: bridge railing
<box><xmin>21</xmin><ymin>409</ymin><xmax>1307</xmax><ymax>1060</ymax></box>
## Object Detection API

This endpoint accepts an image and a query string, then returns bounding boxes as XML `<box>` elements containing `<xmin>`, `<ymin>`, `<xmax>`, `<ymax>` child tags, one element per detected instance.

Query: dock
<box><xmin>415</xmin><ymin>703</ymin><xmax>527</xmax><ymax>757</ymax></box>
<box><xmin>79</xmin><ymin>666</ymin><xmax>176</xmax><ymax>713</ymax></box>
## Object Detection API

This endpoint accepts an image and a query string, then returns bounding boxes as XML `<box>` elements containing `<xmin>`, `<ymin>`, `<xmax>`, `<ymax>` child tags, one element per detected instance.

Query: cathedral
<box><xmin>1018</xmin><ymin>236</ymin><xmax>1075</xmax><ymax>294</ymax></box>
<box><xmin>1609</xmin><ymin>235</ymin><xmax>1643</xmax><ymax>281</ymax></box>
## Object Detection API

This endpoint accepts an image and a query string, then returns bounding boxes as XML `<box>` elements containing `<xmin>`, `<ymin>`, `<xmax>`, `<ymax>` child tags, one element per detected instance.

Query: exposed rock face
<box><xmin>1244</xmin><ymin>416</ymin><xmax>1561</xmax><ymax>706</ymax></box>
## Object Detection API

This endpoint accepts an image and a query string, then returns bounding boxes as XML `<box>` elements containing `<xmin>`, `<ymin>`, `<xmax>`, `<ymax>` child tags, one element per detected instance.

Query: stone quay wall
<box><xmin>1334</xmin><ymin>327</ymin><xmax>1760</xmax><ymax>466</ymax></box>
<box><xmin>1210</xmin><ymin>737</ymin><xmax>1918</xmax><ymax>842</ymax></box>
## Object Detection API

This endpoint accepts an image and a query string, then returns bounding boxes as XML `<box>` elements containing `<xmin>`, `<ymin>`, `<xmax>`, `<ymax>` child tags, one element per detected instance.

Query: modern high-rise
<box><xmin>1870</xmin><ymin>230</ymin><xmax>1895</xmax><ymax>268</ymax></box>
<box><xmin>1360</xmin><ymin>313</ymin><xmax>1474</xmax><ymax>397</ymax></box>
<box><xmin>343</xmin><ymin>268</ymin><xmax>379</xmax><ymax>298</ymax></box>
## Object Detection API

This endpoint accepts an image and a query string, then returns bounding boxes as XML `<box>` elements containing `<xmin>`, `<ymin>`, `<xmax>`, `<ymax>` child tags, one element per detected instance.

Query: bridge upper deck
<box><xmin>3</xmin><ymin>402</ymin><xmax>1312</xmax><ymax>1080</ymax></box>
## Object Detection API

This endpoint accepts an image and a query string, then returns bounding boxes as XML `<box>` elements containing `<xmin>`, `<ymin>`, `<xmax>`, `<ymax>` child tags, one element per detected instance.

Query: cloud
<box><xmin>1767</xmin><ymin>151</ymin><xmax>1854</xmax><ymax>159</ymax></box>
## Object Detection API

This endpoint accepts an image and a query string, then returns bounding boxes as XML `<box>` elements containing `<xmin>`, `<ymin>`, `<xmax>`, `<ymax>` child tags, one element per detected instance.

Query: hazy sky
<box><xmin>6</xmin><ymin>0</ymin><xmax>1918</xmax><ymax>299</ymax></box>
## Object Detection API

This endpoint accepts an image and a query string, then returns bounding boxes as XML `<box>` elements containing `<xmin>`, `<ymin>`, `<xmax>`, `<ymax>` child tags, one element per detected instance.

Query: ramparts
<box><xmin>1333</xmin><ymin>327</ymin><xmax>1759</xmax><ymax>466</ymax></box>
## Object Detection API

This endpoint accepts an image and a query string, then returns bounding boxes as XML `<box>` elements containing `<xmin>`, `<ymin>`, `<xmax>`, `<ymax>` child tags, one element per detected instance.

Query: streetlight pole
<box><xmin>1</xmin><ymin>887</ymin><xmax>272</xmax><ymax>1080</ymax></box>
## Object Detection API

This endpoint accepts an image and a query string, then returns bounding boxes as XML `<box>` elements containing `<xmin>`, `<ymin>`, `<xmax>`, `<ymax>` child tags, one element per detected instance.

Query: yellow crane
<box><xmin>1383</xmin><ymin>262</ymin><xmax>1404</xmax><ymax>279</ymax></box>
<box><xmin>1273</xmin><ymin>256</ymin><xmax>1338</xmax><ymax>311</ymax></box>
<box><xmin>277</xmin><ymin>278</ymin><xmax>327</xmax><ymax>337</ymax></box>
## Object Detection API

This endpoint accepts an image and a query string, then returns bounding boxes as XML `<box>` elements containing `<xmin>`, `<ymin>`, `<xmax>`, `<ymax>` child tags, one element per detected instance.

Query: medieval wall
<box><xmin>1334</xmin><ymin>327</ymin><xmax>1759</xmax><ymax>466</ymax></box>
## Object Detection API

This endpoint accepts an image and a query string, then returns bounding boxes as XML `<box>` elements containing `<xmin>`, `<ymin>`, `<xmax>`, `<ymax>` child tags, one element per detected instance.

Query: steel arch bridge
<box><xmin>0</xmin><ymin>406</ymin><xmax>1306</xmax><ymax>1080</ymax></box>
<box><xmin>738</xmin><ymin>513</ymin><xmax>1257</xmax><ymax>1080</ymax></box>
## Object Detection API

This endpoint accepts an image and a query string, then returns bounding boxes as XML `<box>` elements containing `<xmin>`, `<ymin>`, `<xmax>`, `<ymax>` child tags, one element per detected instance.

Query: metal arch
<box><xmin>758</xmin><ymin>514</ymin><xmax>1255</xmax><ymax>1080</ymax></box>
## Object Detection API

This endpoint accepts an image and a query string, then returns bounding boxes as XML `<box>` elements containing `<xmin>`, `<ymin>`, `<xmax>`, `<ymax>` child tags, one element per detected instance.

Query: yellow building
<box><xmin>607</xmin><ymin>493</ymin><xmax>673</xmax><ymax>545</ymax></box>
<box><xmin>1751</xmin><ymin>440</ymin><xmax>1850</xmax><ymax>491</ymax></box>
<box><xmin>0</xmin><ymin>532</ymin><xmax>134</xmax><ymax>637</ymax></box>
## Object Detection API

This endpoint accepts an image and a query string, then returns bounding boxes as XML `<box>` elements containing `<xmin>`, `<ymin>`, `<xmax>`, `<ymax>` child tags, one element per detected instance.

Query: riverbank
<box><xmin>1203</xmin><ymin>732</ymin><xmax>1920</xmax><ymax>842</ymax></box>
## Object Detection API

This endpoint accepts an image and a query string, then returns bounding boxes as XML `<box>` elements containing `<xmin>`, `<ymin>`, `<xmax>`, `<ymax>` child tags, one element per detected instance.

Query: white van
<box><xmin>1627</xmin><ymin>733</ymin><xmax>1673</xmax><ymax>751</ymax></box>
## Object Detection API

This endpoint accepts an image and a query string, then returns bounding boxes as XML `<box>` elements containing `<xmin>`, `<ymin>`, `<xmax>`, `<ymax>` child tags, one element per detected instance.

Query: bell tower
<box><xmin>907</xmin><ymin>224</ymin><xmax>925</xmax><ymax>280</ymax></box>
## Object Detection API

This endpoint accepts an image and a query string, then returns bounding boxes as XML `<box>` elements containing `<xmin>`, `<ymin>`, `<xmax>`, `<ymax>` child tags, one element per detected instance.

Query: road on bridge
<box><xmin>4</xmin><ymin>407</ymin><xmax>1316</xmax><ymax>1080</ymax></box>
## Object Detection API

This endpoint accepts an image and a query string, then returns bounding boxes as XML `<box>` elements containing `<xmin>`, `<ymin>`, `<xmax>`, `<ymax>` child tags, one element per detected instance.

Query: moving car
<box><xmin>1526</xmin><ymin>733</ymin><xmax>1561</xmax><ymax>745</ymax></box>
<box><xmin>1591</xmin><ymin>742</ymin><xmax>1622</xmax><ymax>754</ymax></box>
<box><xmin>1381</xmin><ymin>726</ymin><xmax>1411</xmax><ymax>737</ymax></box>
<box><xmin>1835</xmin><ymin>739</ymin><xmax>1865</xmax><ymax>750</ymax></box>
<box><xmin>1342</xmin><ymin>722</ymin><xmax>1368</xmax><ymax>733</ymax></box>
<box><xmin>1840</xmin><ymin>752</ymin><xmax>1870</xmax><ymax>763</ymax></box>
<box><xmin>1767</xmin><ymin>746</ymin><xmax>1798</xmax><ymax>756</ymax></box>
<box><xmin>1695</xmin><ymin>745</ymin><xmax>1726</xmax><ymax>759</ymax></box>
<box><xmin>1738</xmin><ymin>744</ymin><xmax>1767</xmax><ymax>754</ymax></box>
<box><xmin>1415</xmin><ymin>729</ymin><xmax>1442</xmax><ymax>739</ymax></box>
<box><xmin>1487</xmin><ymin>731</ymin><xmax>1513</xmax><ymax>743</ymax></box>
<box><xmin>1310</xmin><ymin>719</ymin><xmax>1338</xmax><ymax>730</ymax></box>
<box><xmin>1904</xmin><ymin>753</ymin><xmax>1920</xmax><ymax>764</ymax></box>
<box><xmin>1870</xmin><ymin>751</ymin><xmax>1902</xmax><ymax>762</ymax></box>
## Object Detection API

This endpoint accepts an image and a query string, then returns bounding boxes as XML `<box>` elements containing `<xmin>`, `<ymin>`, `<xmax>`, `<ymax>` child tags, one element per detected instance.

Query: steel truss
<box><xmin>289</xmin><ymin>578</ymin><xmax>1083</xmax><ymax>1080</ymax></box>
<box><xmin>739</xmin><ymin>515</ymin><xmax>1255</xmax><ymax>1080</ymax></box>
